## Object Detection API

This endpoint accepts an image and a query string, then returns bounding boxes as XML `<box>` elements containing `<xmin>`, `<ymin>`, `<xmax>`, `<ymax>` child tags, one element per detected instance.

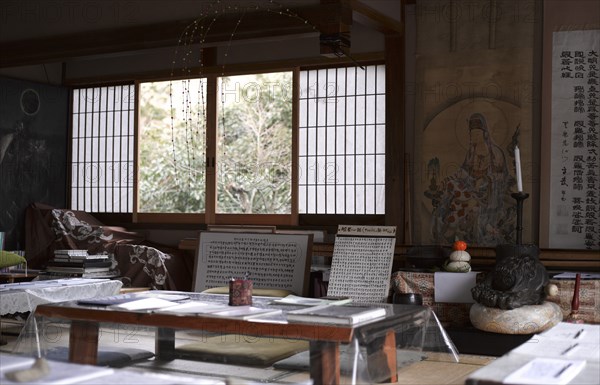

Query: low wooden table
<box><xmin>33</xmin><ymin>294</ymin><xmax>433</xmax><ymax>385</ymax></box>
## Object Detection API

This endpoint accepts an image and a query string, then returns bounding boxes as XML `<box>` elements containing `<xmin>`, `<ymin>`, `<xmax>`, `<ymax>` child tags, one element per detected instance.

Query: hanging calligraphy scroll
<box><xmin>327</xmin><ymin>225</ymin><xmax>396</xmax><ymax>303</ymax></box>
<box><xmin>548</xmin><ymin>30</ymin><xmax>600</xmax><ymax>250</ymax></box>
<box><xmin>193</xmin><ymin>232</ymin><xmax>313</xmax><ymax>296</ymax></box>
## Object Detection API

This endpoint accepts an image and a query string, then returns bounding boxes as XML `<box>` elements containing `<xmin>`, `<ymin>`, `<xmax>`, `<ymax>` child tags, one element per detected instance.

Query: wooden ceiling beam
<box><xmin>0</xmin><ymin>3</ymin><xmax>350</xmax><ymax>68</ymax></box>
<box><xmin>350</xmin><ymin>0</ymin><xmax>403</xmax><ymax>35</ymax></box>
<box><xmin>318</xmin><ymin>0</ymin><xmax>353</xmax><ymax>57</ymax></box>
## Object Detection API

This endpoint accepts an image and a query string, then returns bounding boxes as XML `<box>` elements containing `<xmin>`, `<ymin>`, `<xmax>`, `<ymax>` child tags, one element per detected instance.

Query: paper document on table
<box><xmin>155</xmin><ymin>301</ymin><xmax>281</xmax><ymax>319</ymax></box>
<box><xmin>154</xmin><ymin>301</ymin><xmax>228</xmax><ymax>314</ymax></box>
<box><xmin>74</xmin><ymin>370</ymin><xmax>202</xmax><ymax>384</ymax></box>
<box><xmin>551</xmin><ymin>272</ymin><xmax>600</xmax><ymax>280</ymax></box>
<box><xmin>503</xmin><ymin>357</ymin><xmax>586</xmax><ymax>384</ymax></box>
<box><xmin>272</xmin><ymin>295</ymin><xmax>352</xmax><ymax>306</ymax></box>
<box><xmin>78</xmin><ymin>293</ymin><xmax>189</xmax><ymax>306</ymax></box>
<box><xmin>1</xmin><ymin>359</ymin><xmax>115</xmax><ymax>384</ymax></box>
<box><xmin>539</xmin><ymin>322</ymin><xmax>600</xmax><ymax>342</ymax></box>
<box><xmin>109</xmin><ymin>297</ymin><xmax>181</xmax><ymax>311</ymax></box>
<box><xmin>286</xmin><ymin>304</ymin><xmax>386</xmax><ymax>325</ymax></box>
<box><xmin>511</xmin><ymin>335</ymin><xmax>600</xmax><ymax>362</ymax></box>
<box><xmin>207</xmin><ymin>306</ymin><xmax>283</xmax><ymax>320</ymax></box>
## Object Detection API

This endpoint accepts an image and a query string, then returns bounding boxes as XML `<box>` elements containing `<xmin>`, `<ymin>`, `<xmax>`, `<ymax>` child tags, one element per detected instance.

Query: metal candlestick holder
<box><xmin>511</xmin><ymin>192</ymin><xmax>529</xmax><ymax>245</ymax></box>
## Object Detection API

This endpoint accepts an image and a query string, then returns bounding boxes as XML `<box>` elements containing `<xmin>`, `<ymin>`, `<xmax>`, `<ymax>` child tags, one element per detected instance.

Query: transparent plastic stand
<box><xmin>309</xmin><ymin>304</ymin><xmax>459</xmax><ymax>384</ymax></box>
<box><xmin>11</xmin><ymin>310</ymin><xmax>65</xmax><ymax>359</ymax></box>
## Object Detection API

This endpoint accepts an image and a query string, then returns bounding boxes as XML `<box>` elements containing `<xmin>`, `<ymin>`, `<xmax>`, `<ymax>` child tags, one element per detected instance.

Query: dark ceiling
<box><xmin>0</xmin><ymin>0</ymin><xmax>402</xmax><ymax>68</ymax></box>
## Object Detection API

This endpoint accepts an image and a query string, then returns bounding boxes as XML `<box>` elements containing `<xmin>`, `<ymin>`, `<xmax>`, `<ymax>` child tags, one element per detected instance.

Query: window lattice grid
<box><xmin>71</xmin><ymin>85</ymin><xmax>135</xmax><ymax>213</ymax></box>
<box><xmin>298</xmin><ymin>65</ymin><xmax>386</xmax><ymax>214</ymax></box>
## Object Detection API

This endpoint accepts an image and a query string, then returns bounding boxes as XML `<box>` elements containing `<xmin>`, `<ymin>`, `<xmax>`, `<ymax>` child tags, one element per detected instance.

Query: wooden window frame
<box><xmin>69</xmin><ymin>57</ymin><xmax>391</xmax><ymax>231</ymax></box>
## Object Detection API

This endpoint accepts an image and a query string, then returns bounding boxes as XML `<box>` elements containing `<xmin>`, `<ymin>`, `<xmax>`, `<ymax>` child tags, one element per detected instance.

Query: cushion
<box><xmin>201</xmin><ymin>286</ymin><xmax>294</xmax><ymax>298</ymax></box>
<box><xmin>176</xmin><ymin>334</ymin><xmax>309</xmax><ymax>366</ymax></box>
<box><xmin>44</xmin><ymin>346</ymin><xmax>154</xmax><ymax>367</ymax></box>
<box><xmin>0</xmin><ymin>251</ymin><xmax>26</xmax><ymax>269</ymax></box>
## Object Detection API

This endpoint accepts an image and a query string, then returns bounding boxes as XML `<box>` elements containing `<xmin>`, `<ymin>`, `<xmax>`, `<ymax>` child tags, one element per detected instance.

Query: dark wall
<box><xmin>0</xmin><ymin>77</ymin><xmax>69</xmax><ymax>249</ymax></box>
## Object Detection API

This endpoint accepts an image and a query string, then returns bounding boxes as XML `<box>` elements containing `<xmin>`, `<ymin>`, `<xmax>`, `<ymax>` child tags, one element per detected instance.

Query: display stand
<box><xmin>193</xmin><ymin>231</ymin><xmax>313</xmax><ymax>296</ymax></box>
<box><xmin>327</xmin><ymin>225</ymin><xmax>396</xmax><ymax>303</ymax></box>
<box><xmin>511</xmin><ymin>192</ymin><xmax>529</xmax><ymax>245</ymax></box>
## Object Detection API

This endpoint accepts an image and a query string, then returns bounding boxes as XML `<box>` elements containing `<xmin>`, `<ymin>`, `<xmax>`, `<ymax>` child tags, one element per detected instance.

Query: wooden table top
<box><xmin>33</xmin><ymin>293</ymin><xmax>428</xmax><ymax>344</ymax></box>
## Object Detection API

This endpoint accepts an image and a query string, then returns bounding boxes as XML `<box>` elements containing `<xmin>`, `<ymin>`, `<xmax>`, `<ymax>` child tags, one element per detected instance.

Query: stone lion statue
<box><xmin>471</xmin><ymin>245</ymin><xmax>549</xmax><ymax>310</ymax></box>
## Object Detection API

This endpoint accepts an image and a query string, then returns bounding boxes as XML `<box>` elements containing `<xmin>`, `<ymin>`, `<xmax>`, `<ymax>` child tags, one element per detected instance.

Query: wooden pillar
<box><xmin>385</xmin><ymin>31</ymin><xmax>406</xmax><ymax>242</ymax></box>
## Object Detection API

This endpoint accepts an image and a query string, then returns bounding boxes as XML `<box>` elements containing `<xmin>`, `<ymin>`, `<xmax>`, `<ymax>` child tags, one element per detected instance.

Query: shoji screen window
<box><xmin>299</xmin><ymin>64</ymin><xmax>386</xmax><ymax>214</ymax></box>
<box><xmin>70</xmin><ymin>85</ymin><xmax>135</xmax><ymax>212</ymax></box>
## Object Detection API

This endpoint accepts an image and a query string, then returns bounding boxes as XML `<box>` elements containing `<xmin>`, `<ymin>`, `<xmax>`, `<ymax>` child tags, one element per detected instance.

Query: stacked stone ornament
<box><xmin>442</xmin><ymin>240</ymin><xmax>471</xmax><ymax>272</ymax></box>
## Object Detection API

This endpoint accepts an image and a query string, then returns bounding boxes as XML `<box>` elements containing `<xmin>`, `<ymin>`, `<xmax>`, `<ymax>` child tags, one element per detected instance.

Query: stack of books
<box><xmin>45</xmin><ymin>250</ymin><xmax>117</xmax><ymax>278</ymax></box>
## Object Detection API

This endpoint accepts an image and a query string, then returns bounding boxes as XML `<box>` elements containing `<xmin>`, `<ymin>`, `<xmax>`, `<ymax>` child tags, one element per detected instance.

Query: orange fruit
<box><xmin>453</xmin><ymin>240</ymin><xmax>467</xmax><ymax>251</ymax></box>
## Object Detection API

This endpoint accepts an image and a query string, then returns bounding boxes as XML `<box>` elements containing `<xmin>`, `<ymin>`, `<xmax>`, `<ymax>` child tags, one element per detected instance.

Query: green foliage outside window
<box><xmin>217</xmin><ymin>72</ymin><xmax>292</xmax><ymax>214</ymax></box>
<box><xmin>138</xmin><ymin>71</ymin><xmax>292</xmax><ymax>214</ymax></box>
<box><xmin>139</xmin><ymin>80</ymin><xmax>206</xmax><ymax>213</ymax></box>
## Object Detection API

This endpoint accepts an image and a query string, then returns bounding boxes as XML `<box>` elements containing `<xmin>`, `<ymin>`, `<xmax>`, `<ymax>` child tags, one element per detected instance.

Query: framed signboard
<box><xmin>193</xmin><ymin>231</ymin><xmax>313</xmax><ymax>296</ymax></box>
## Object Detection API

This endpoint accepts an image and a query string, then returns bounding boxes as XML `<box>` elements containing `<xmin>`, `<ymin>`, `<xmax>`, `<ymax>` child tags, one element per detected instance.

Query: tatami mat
<box><xmin>130</xmin><ymin>358</ymin><xmax>297</xmax><ymax>383</ymax></box>
<box><xmin>1</xmin><ymin>320</ymin><xmax>494</xmax><ymax>384</ymax></box>
<box><xmin>393</xmin><ymin>360</ymin><xmax>487</xmax><ymax>385</ymax></box>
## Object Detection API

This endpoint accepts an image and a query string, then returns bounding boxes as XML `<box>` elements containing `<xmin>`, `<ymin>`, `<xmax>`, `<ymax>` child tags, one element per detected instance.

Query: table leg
<box><xmin>69</xmin><ymin>321</ymin><xmax>99</xmax><ymax>364</ymax></box>
<box><xmin>155</xmin><ymin>327</ymin><xmax>176</xmax><ymax>360</ymax></box>
<box><xmin>309</xmin><ymin>340</ymin><xmax>340</xmax><ymax>385</ymax></box>
<box><xmin>366</xmin><ymin>329</ymin><xmax>398</xmax><ymax>383</ymax></box>
<box><xmin>0</xmin><ymin>318</ymin><xmax>6</xmax><ymax>346</ymax></box>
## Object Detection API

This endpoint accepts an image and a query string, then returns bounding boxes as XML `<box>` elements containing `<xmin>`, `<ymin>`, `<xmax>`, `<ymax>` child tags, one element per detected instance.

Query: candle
<box><xmin>514</xmin><ymin>145</ymin><xmax>523</xmax><ymax>192</ymax></box>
